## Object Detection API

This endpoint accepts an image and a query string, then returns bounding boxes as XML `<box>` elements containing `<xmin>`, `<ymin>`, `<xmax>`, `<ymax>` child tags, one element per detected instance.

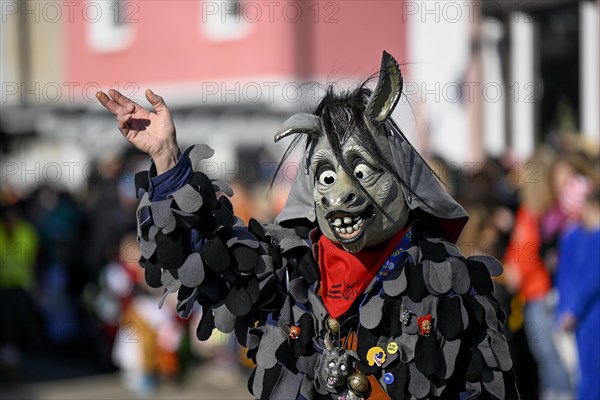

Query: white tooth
<box><xmin>353</xmin><ymin>216</ymin><xmax>360</xmax><ymax>222</ymax></box>
<box><xmin>343</xmin><ymin>217</ymin><xmax>352</xmax><ymax>225</ymax></box>
<box><xmin>340</xmin><ymin>227</ymin><xmax>347</xmax><ymax>234</ymax></box>
<box><xmin>353</xmin><ymin>224</ymin><xmax>359</xmax><ymax>230</ymax></box>
<box><xmin>334</xmin><ymin>218</ymin><xmax>342</xmax><ymax>227</ymax></box>
<box><xmin>335</xmin><ymin>227</ymin><xmax>340</xmax><ymax>232</ymax></box>
<box><xmin>347</xmin><ymin>227</ymin><xmax>354</xmax><ymax>234</ymax></box>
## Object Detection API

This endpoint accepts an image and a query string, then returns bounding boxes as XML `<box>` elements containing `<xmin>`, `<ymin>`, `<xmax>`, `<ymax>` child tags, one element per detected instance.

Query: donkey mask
<box><xmin>274</xmin><ymin>51</ymin><xmax>469</xmax><ymax>251</ymax></box>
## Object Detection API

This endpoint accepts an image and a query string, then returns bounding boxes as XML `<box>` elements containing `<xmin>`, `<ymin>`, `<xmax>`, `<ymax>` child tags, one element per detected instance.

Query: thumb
<box><xmin>145</xmin><ymin>89</ymin><xmax>170</xmax><ymax>115</ymax></box>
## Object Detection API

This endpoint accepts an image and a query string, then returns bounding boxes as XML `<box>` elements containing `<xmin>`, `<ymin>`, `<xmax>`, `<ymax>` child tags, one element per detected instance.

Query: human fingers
<box><xmin>145</xmin><ymin>89</ymin><xmax>170</xmax><ymax>116</ymax></box>
<box><xmin>96</xmin><ymin>91</ymin><xmax>125</xmax><ymax>115</ymax></box>
<box><xmin>109</xmin><ymin>89</ymin><xmax>137</xmax><ymax>113</ymax></box>
<box><xmin>117</xmin><ymin>113</ymin><xmax>132</xmax><ymax>132</ymax></box>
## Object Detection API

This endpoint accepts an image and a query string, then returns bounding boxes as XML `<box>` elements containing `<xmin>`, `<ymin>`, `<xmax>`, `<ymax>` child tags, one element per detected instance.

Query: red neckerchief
<box><xmin>317</xmin><ymin>227</ymin><xmax>409</xmax><ymax>319</ymax></box>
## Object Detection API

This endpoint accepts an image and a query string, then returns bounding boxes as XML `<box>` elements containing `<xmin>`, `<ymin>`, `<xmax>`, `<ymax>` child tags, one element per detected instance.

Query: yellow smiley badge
<box><xmin>386</xmin><ymin>341</ymin><xmax>398</xmax><ymax>355</ymax></box>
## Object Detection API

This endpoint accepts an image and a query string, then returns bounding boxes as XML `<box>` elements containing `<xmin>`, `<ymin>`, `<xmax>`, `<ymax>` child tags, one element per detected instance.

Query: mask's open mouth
<box><xmin>326</xmin><ymin>205</ymin><xmax>375</xmax><ymax>244</ymax></box>
<box><xmin>326</xmin><ymin>376</ymin><xmax>339</xmax><ymax>387</ymax></box>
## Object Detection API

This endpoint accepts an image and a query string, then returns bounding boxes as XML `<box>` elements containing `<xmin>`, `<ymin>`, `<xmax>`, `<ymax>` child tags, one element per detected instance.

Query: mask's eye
<box><xmin>340</xmin><ymin>364</ymin><xmax>347</xmax><ymax>371</ymax></box>
<box><xmin>318</xmin><ymin>168</ymin><xmax>337</xmax><ymax>186</ymax></box>
<box><xmin>354</xmin><ymin>163</ymin><xmax>374</xmax><ymax>180</ymax></box>
<box><xmin>328</xmin><ymin>361</ymin><xmax>335</xmax><ymax>369</ymax></box>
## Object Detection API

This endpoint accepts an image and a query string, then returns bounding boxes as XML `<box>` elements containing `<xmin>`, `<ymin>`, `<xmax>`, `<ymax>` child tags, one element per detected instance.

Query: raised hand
<box><xmin>96</xmin><ymin>88</ymin><xmax>179</xmax><ymax>174</ymax></box>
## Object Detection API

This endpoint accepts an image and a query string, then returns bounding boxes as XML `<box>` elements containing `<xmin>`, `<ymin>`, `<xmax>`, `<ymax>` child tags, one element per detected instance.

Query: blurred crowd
<box><xmin>1</xmin><ymin>131</ymin><xmax>599</xmax><ymax>399</ymax></box>
<box><xmin>449</xmin><ymin>131</ymin><xmax>600</xmax><ymax>400</ymax></box>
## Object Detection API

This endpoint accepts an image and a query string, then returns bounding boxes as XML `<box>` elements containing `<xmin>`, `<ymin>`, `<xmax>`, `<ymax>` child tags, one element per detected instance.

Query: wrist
<box><xmin>153</xmin><ymin>143</ymin><xmax>179</xmax><ymax>175</ymax></box>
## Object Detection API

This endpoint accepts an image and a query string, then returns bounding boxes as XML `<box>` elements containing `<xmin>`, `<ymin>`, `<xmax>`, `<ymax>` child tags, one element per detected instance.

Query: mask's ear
<box><xmin>346</xmin><ymin>350</ymin><xmax>360</xmax><ymax>361</ymax></box>
<box><xmin>274</xmin><ymin>113</ymin><xmax>322</xmax><ymax>143</ymax></box>
<box><xmin>364</xmin><ymin>51</ymin><xmax>403</xmax><ymax>127</ymax></box>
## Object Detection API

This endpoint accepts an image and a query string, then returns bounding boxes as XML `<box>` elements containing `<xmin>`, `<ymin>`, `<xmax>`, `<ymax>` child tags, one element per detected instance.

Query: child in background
<box><xmin>557</xmin><ymin>190</ymin><xmax>600</xmax><ymax>400</ymax></box>
<box><xmin>108</xmin><ymin>233</ymin><xmax>185</xmax><ymax>394</ymax></box>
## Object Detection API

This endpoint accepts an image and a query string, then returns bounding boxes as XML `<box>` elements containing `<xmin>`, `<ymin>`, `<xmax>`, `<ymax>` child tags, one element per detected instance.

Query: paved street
<box><xmin>0</xmin><ymin>364</ymin><xmax>251</xmax><ymax>400</ymax></box>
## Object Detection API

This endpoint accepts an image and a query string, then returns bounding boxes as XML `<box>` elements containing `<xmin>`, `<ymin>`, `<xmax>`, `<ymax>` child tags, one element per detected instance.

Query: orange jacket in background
<box><xmin>504</xmin><ymin>206</ymin><xmax>551</xmax><ymax>301</ymax></box>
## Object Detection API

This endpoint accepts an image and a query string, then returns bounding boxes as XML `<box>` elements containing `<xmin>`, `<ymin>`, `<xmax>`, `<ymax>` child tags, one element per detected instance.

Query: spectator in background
<box><xmin>503</xmin><ymin>147</ymin><xmax>573</xmax><ymax>400</ymax></box>
<box><xmin>110</xmin><ymin>233</ymin><xmax>185</xmax><ymax>395</ymax></box>
<box><xmin>540</xmin><ymin>154</ymin><xmax>594</xmax><ymax>281</ymax></box>
<box><xmin>0</xmin><ymin>203</ymin><xmax>40</xmax><ymax>384</ymax></box>
<box><xmin>557</xmin><ymin>190</ymin><xmax>600</xmax><ymax>400</ymax></box>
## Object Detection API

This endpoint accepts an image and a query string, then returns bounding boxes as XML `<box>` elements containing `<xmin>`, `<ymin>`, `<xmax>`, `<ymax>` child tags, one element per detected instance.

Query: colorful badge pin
<box><xmin>417</xmin><ymin>314</ymin><xmax>433</xmax><ymax>336</ymax></box>
<box><xmin>289</xmin><ymin>325</ymin><xmax>301</xmax><ymax>340</ymax></box>
<box><xmin>386</xmin><ymin>341</ymin><xmax>398</xmax><ymax>355</ymax></box>
<box><xmin>383</xmin><ymin>372</ymin><xmax>395</xmax><ymax>385</ymax></box>
<box><xmin>366</xmin><ymin>346</ymin><xmax>386</xmax><ymax>367</ymax></box>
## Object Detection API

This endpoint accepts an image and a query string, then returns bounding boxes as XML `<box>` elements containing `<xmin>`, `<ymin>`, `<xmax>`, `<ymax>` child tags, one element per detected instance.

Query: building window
<box><xmin>200</xmin><ymin>0</ymin><xmax>252</xmax><ymax>41</ymax></box>
<box><xmin>87</xmin><ymin>0</ymin><xmax>136</xmax><ymax>53</ymax></box>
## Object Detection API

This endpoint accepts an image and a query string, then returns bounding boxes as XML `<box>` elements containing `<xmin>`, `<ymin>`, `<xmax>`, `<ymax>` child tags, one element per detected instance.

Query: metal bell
<box><xmin>347</xmin><ymin>372</ymin><xmax>369</xmax><ymax>394</ymax></box>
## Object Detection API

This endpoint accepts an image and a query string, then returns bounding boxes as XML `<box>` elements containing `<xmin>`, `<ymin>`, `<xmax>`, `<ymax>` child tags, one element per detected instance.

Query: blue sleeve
<box><xmin>569</xmin><ymin>232</ymin><xmax>600</xmax><ymax>320</ymax></box>
<box><xmin>147</xmin><ymin>151</ymin><xmax>193</xmax><ymax>201</ymax></box>
<box><xmin>145</xmin><ymin>151</ymin><xmax>203</xmax><ymax>251</ymax></box>
<box><xmin>556</xmin><ymin>232</ymin><xmax>574</xmax><ymax>317</ymax></box>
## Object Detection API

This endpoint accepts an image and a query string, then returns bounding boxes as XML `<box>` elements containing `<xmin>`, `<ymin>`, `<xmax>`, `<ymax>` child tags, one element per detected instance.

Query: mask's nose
<box><xmin>321</xmin><ymin>190</ymin><xmax>357</xmax><ymax>208</ymax></box>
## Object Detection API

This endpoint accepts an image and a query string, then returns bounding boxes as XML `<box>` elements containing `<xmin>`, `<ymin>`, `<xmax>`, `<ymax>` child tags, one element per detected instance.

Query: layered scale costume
<box><xmin>133</xmin><ymin>52</ymin><xmax>519</xmax><ymax>399</ymax></box>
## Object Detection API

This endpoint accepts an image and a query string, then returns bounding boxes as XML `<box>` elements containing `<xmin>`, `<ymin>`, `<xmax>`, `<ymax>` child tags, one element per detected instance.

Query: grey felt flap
<box><xmin>299</xmin><ymin>374</ymin><xmax>316</xmax><ymax>400</ymax></box>
<box><xmin>279</xmin><ymin>296</ymin><xmax>292</xmax><ymax>325</ymax></box>
<box><xmin>169</xmin><ymin>184</ymin><xmax>203</xmax><ymax>214</ymax></box>
<box><xmin>441</xmin><ymin>241</ymin><xmax>463</xmax><ymax>258</ymax></box>
<box><xmin>428</xmin><ymin>260</ymin><xmax>453</xmax><ymax>294</ymax></box>
<box><xmin>360</xmin><ymin>296</ymin><xmax>384</xmax><ymax>329</ymax></box>
<box><xmin>452</xmin><ymin>294</ymin><xmax>470</xmax><ymax>331</ymax></box>
<box><xmin>224</xmin><ymin>228</ymin><xmax>260</xmax><ymax>249</ymax></box>
<box><xmin>292</xmin><ymin>305</ymin><xmax>307</xmax><ymax>324</ymax></box>
<box><xmin>430</xmin><ymin>375</ymin><xmax>447</xmax><ymax>397</ymax></box>
<box><xmin>383</xmin><ymin>267</ymin><xmax>407</xmax><ymax>296</ymax></box>
<box><xmin>406</xmin><ymin>245</ymin><xmax>422</xmax><ymax>264</ymax></box>
<box><xmin>297</xmin><ymin>353</ymin><xmax>319</xmax><ymax>376</ymax></box>
<box><xmin>247</xmin><ymin>330</ymin><xmax>261</xmax><ymax>350</ymax></box>
<box><xmin>256</xmin><ymin>255</ymin><xmax>274</xmax><ymax>279</ymax></box>
<box><xmin>158</xmin><ymin>289</ymin><xmax>169</xmax><ymax>309</ymax></box>
<box><xmin>151</xmin><ymin>199</ymin><xmax>176</xmax><ymax>234</ymax></box>
<box><xmin>256</xmin><ymin>325</ymin><xmax>286</xmax><ymax>369</ymax></box>
<box><xmin>178</xmin><ymin>252</ymin><xmax>205</xmax><ymax>287</ymax></box>
<box><xmin>475</xmin><ymin>295</ymin><xmax>500</xmax><ymax>332</ymax></box>
<box><xmin>212</xmin><ymin>180</ymin><xmax>234</xmax><ymax>197</ymax></box>
<box><xmin>396</xmin><ymin>332</ymin><xmax>418</xmax><ymax>363</ymax></box>
<box><xmin>489</xmin><ymin>330</ymin><xmax>513</xmax><ymax>371</ymax></box>
<box><xmin>470</xmin><ymin>255</ymin><xmax>503</xmax><ymax>277</ymax></box>
<box><xmin>289</xmin><ymin>277</ymin><xmax>309</xmax><ymax>304</ymax></box>
<box><xmin>136</xmin><ymin>193</ymin><xmax>151</xmax><ymax>238</ymax></box>
<box><xmin>213</xmin><ymin>302</ymin><xmax>236</xmax><ymax>333</ymax></box>
<box><xmin>176</xmin><ymin>287</ymin><xmax>197</xmax><ymax>319</ymax></box>
<box><xmin>308</xmin><ymin>290</ymin><xmax>327</xmax><ymax>331</ymax></box>
<box><xmin>478</xmin><ymin>335</ymin><xmax>498</xmax><ymax>368</ymax></box>
<box><xmin>465</xmin><ymin>381</ymin><xmax>482</xmax><ymax>399</ymax></box>
<box><xmin>436</xmin><ymin>338</ymin><xmax>461</xmax><ymax>379</ymax></box>
<box><xmin>161</xmin><ymin>269</ymin><xmax>181</xmax><ymax>293</ymax></box>
<box><xmin>482</xmin><ymin>368</ymin><xmax>505</xmax><ymax>400</ymax></box>
<box><xmin>252</xmin><ymin>365</ymin><xmax>266</xmax><ymax>399</ymax></box>
<box><xmin>449</xmin><ymin>257</ymin><xmax>471</xmax><ymax>294</ymax></box>
<box><xmin>139</xmin><ymin>225</ymin><xmax>158</xmax><ymax>259</ymax></box>
<box><xmin>422</xmin><ymin>260</ymin><xmax>438</xmax><ymax>295</ymax></box>
<box><xmin>270</xmin><ymin>368</ymin><xmax>304</xmax><ymax>400</ymax></box>
<box><xmin>279</xmin><ymin>235</ymin><xmax>309</xmax><ymax>253</ymax></box>
<box><xmin>408</xmin><ymin>361</ymin><xmax>431</xmax><ymax>399</ymax></box>
<box><xmin>188</xmin><ymin>144</ymin><xmax>215</xmax><ymax>171</ymax></box>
